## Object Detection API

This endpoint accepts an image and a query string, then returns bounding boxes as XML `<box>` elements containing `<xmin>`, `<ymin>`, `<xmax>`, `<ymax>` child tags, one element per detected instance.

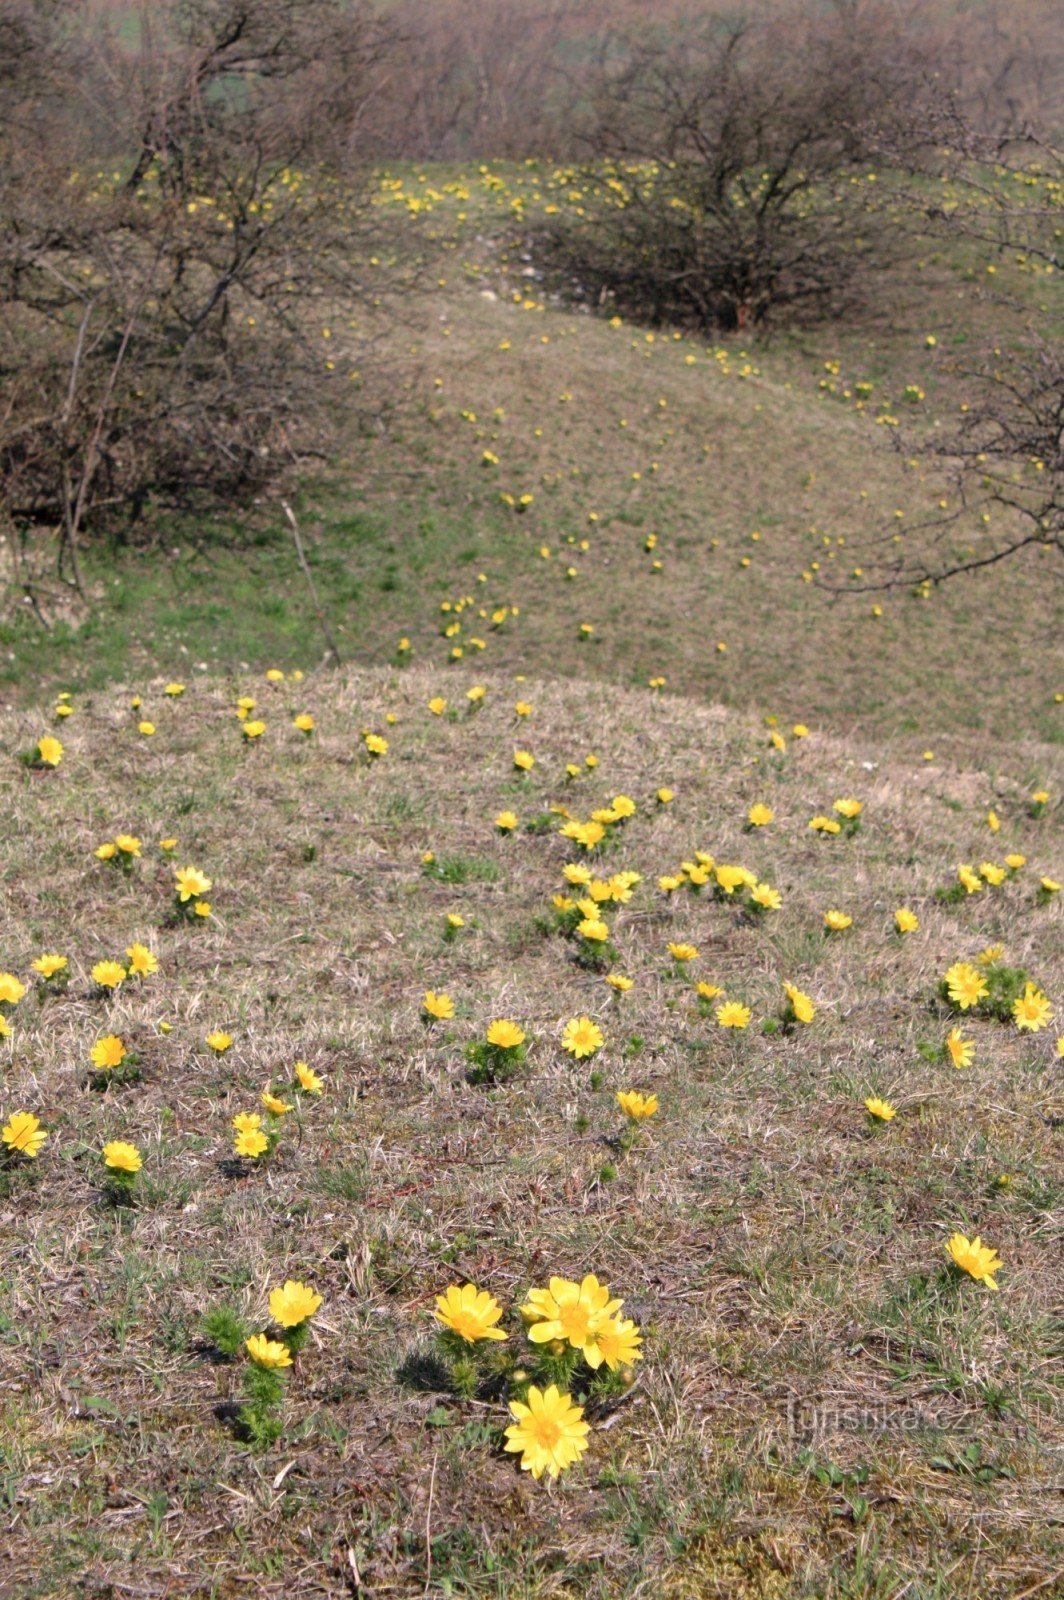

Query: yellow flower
<box><xmin>261</xmin><ymin>1088</ymin><xmax>292</xmax><ymax>1115</ymax></box>
<box><xmin>616</xmin><ymin>1090</ymin><xmax>658</xmax><ymax>1121</ymax></box>
<box><xmin>977</xmin><ymin>944</ymin><xmax>1004</xmax><ymax>966</ymax></box>
<box><xmin>174</xmin><ymin>866</ymin><xmax>212</xmax><ymax>902</ymax></box>
<box><xmin>466</xmin><ymin>685</ymin><xmax>485</xmax><ymax>703</ymax></box>
<box><xmin>591</xmin><ymin>1316</ymin><xmax>643</xmax><ymax>1370</ymax></box>
<box><xmin>561</xmin><ymin>1016</ymin><xmax>603</xmax><ymax>1058</ymax></box>
<box><xmin>138</xmin><ymin>721</ymin><xmax>155</xmax><ymax>736</ymax></box>
<box><xmin>809</xmin><ymin>816</ymin><xmax>842</xmax><ymax>835</ymax></box>
<box><xmin>95</xmin><ymin>842</ymin><xmax>117</xmax><ymax>861</ymax></box>
<box><xmin>578</xmin><ymin>917</ymin><xmax>609</xmax><ymax>942</ymax></box>
<box><xmin>716</xmin><ymin>1001</ymin><xmax>751</xmax><ymax>1029</ymax></box>
<box><xmin>944</xmin><ymin>962</ymin><xmax>988</xmax><ymax>1011</ymax></box>
<box><xmin>833</xmin><ymin>797</ymin><xmax>863</xmax><ymax>818</ymax></box>
<box><xmin>1004</xmin><ymin>854</ymin><xmax>1026</xmax><ymax>870</ymax></box>
<box><xmin>657</xmin><ymin>787</ymin><xmax>674</xmax><ymax>804</ymax></box>
<box><xmin>563</xmin><ymin>864</ymin><xmax>592</xmax><ymax>886</ymax></box>
<box><xmin>1042</xmin><ymin>877</ymin><xmax>1061</xmax><ymax>894</ymax></box>
<box><xmin>234</xmin><ymin>1128</ymin><xmax>269</xmax><ymax>1159</ymax></box>
<box><xmin>504</xmin><ymin>1384</ymin><xmax>590</xmax><ymax>1479</ymax></box>
<box><xmin>295</xmin><ymin>1060</ymin><xmax>324</xmax><ymax>1094</ymax></box>
<box><xmin>102</xmin><ymin>1140</ymin><xmax>142</xmax><ymax>1174</ymax></box>
<box><xmin>486</xmin><ymin>1020</ymin><xmax>525</xmax><ymax>1050</ymax></box>
<box><xmin>751</xmin><ymin>882</ymin><xmax>781</xmax><ymax>910</ymax></box>
<box><xmin>243</xmin><ymin>720</ymin><xmax>266</xmax><ymax>740</ymax></box>
<box><xmin>364</xmin><ymin>733</ymin><xmax>388</xmax><ymax>756</ymax></box>
<box><xmin>36</xmin><ymin>736</ymin><xmax>63</xmax><ymax>766</ymax></box>
<box><xmin>31</xmin><ymin>953</ymin><xmax>67</xmax><ymax>980</ymax></box>
<box><xmin>864</xmin><ymin>1097</ymin><xmax>896</xmax><ymax>1121</ymax></box>
<box><xmin>696</xmin><ymin>982</ymin><xmax>724</xmax><ymax>1000</ymax></box>
<box><xmin>423</xmin><ymin>990</ymin><xmax>455</xmax><ymax>1020</ymax></box>
<box><xmin>245</xmin><ymin>1334</ymin><xmax>292</xmax><ymax>1368</ymax></box>
<box><xmin>434</xmin><ymin>1283</ymin><xmax>508</xmax><ymax>1343</ymax></box>
<box><xmin>514</xmin><ymin>701</ymin><xmax>532</xmax><ymax>717</ymax></box>
<box><xmin>823</xmin><ymin>910</ymin><xmax>852</xmax><ymax>931</ymax></box>
<box><xmin>667</xmin><ymin>942</ymin><xmax>698</xmax><ymax>962</ymax></box>
<box><xmin>293</xmin><ymin>714</ymin><xmax>315</xmax><ymax>733</ymax></box>
<box><xmin>264</xmin><ymin>669</ymin><xmax>284</xmax><ymax>683</ymax></box>
<box><xmin>513</xmin><ymin>749</ymin><xmax>535</xmax><ymax>771</ymax></box>
<box><xmin>428</xmin><ymin>697</ymin><xmax>447</xmax><ymax>715</ymax></box>
<box><xmin>747</xmin><ymin>803</ymin><xmax>773</xmax><ymax>826</ymax></box>
<box><xmin>792</xmin><ymin>724</ymin><xmax>809</xmax><ymax>738</ymax></box>
<box><xmin>784</xmin><ymin>984</ymin><xmax>815</xmax><ymax>1024</ymax></box>
<box><xmin>605</xmin><ymin>974</ymin><xmax>633</xmax><ymax>992</ymax></box>
<box><xmin>232</xmin><ymin>1112</ymin><xmax>262</xmax><ymax>1134</ymax></box>
<box><xmin>125</xmin><ymin>942</ymin><xmax>158</xmax><ymax>978</ymax></box>
<box><xmin>895</xmin><ymin>908</ymin><xmax>918</xmax><ymax>933</ymax></box>
<box><xmin>446</xmin><ymin>912</ymin><xmax>465</xmax><ymax>929</ymax></box>
<box><xmin>193</xmin><ymin>900</ymin><xmax>211</xmax><ymax>918</ymax></box>
<box><xmin>495</xmin><ymin>810</ymin><xmax>519</xmax><ymax>832</ymax></box>
<box><xmin>91</xmin><ymin>1035</ymin><xmax>126</xmax><ymax>1070</ymax></box>
<box><xmin>947</xmin><ymin>1233</ymin><xmax>1002</xmax><ymax>1291</ymax></box>
<box><xmin>946</xmin><ymin>1028</ymin><xmax>973</xmax><ymax>1068</ymax></box>
<box><xmin>164</xmin><ymin>682</ymin><xmax>185</xmax><ymax>697</ymax></box>
<box><xmin>986</xmin><ymin>808</ymin><xmax>1000</xmax><ymax>832</ymax></box>
<box><xmin>522</xmin><ymin>1275</ymin><xmax>622</xmax><ymax>1364</ymax></box>
<box><xmin>980</xmin><ymin>862</ymin><xmax>1005</xmax><ymax>886</ymax></box>
<box><xmin>269</xmin><ymin>1279</ymin><xmax>322</xmax><ymax>1328</ymax></box>
<box><xmin>1013</xmin><ymin>983</ymin><xmax>1052</xmax><ymax>1033</ymax></box>
<box><xmin>2</xmin><ymin>1111</ymin><xmax>48</xmax><ymax>1158</ymax></box>
<box><xmin>159</xmin><ymin>838</ymin><xmax>177</xmax><ymax>852</ymax></box>
<box><xmin>0</xmin><ymin>1017</ymin><xmax>10</xmax><ymax>1039</ymax></box>
<box><xmin>92</xmin><ymin>960</ymin><xmax>126</xmax><ymax>989</ymax></box>
<box><xmin>0</xmin><ymin>973</ymin><xmax>27</xmax><ymax>1007</ymax></box>
<box><xmin>206</xmin><ymin>1031</ymin><xmax>233</xmax><ymax>1054</ymax></box>
<box><xmin>715</xmin><ymin>864</ymin><xmax>747</xmax><ymax>895</ymax></box>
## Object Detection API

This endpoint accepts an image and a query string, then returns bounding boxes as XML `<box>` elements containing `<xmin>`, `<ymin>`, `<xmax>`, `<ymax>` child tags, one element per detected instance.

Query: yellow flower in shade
<box><xmin>605</xmin><ymin>974</ymin><xmax>633</xmax><ymax>992</ymax></box>
<box><xmin>434</xmin><ymin>1283</ymin><xmax>507</xmax><ymax>1343</ymax></box>
<box><xmin>32</xmin><ymin>953</ymin><xmax>67</xmax><ymax>980</ymax></box>
<box><xmin>125</xmin><ymin>943</ymin><xmax>158</xmax><ymax>978</ymax></box>
<box><xmin>696</xmin><ymin>982</ymin><xmax>724</xmax><ymax>1000</ymax></box>
<box><xmin>616</xmin><ymin>1090</ymin><xmax>658</xmax><ymax>1121</ymax></box>
<box><xmin>428</xmin><ymin>697</ymin><xmax>447</xmax><ymax>715</ymax></box>
<box><xmin>657</xmin><ymin>787</ymin><xmax>674</xmax><ymax>804</ymax></box>
<box><xmin>561</xmin><ymin>1016</ymin><xmax>603</xmax><ymax>1059</ymax></box>
<box><xmin>667</xmin><ymin>942</ymin><xmax>698</xmax><ymax>962</ymax></box>
<box><xmin>1013</xmin><ymin>984</ymin><xmax>1052</xmax><ymax>1032</ymax></box>
<box><xmin>591</xmin><ymin>1317</ymin><xmax>643</xmax><ymax>1370</ymax></box>
<box><xmin>174</xmin><ymin>866</ymin><xmax>212</xmax><ymax>901</ymax></box>
<box><xmin>522</xmin><ymin>1275</ymin><xmax>622</xmax><ymax>1363</ymax></box>
<box><xmin>245</xmin><ymin>1334</ymin><xmax>292</xmax><ymax>1369</ymax></box>
<box><xmin>102</xmin><ymin>1140</ymin><xmax>142</xmax><ymax>1174</ymax></box>
<box><xmin>823</xmin><ymin>910</ymin><xmax>852</xmax><ymax>931</ymax></box>
<box><xmin>895</xmin><ymin>908</ymin><xmax>918</xmax><ymax>933</ymax></box>
<box><xmin>784</xmin><ymin>984</ymin><xmax>815</xmax><ymax>1024</ymax></box>
<box><xmin>364</xmin><ymin>733</ymin><xmax>388</xmax><ymax>756</ymax></box>
<box><xmin>269</xmin><ymin>1279</ymin><xmax>322</xmax><ymax>1328</ymax></box>
<box><xmin>977</xmin><ymin>945</ymin><xmax>1004</xmax><ymax>966</ymax></box>
<box><xmin>261</xmin><ymin>1088</ymin><xmax>292</xmax><ymax>1115</ymax></box>
<box><xmin>206</xmin><ymin>1031</ymin><xmax>232</xmax><ymax>1054</ymax></box>
<box><xmin>2</xmin><ymin>1111</ymin><xmax>48</xmax><ymax>1157</ymax></box>
<box><xmin>944</xmin><ymin>962</ymin><xmax>988</xmax><ymax>1011</ymax></box>
<box><xmin>947</xmin><ymin>1233</ymin><xmax>1002</xmax><ymax>1291</ymax></box>
<box><xmin>423</xmin><ymin>991</ymin><xmax>455</xmax><ymax>1020</ymax></box>
<box><xmin>864</xmin><ymin>1097</ymin><xmax>896</xmax><ymax>1121</ymax></box>
<box><xmin>513</xmin><ymin>749</ymin><xmax>535</xmax><ymax>771</ymax></box>
<box><xmin>495</xmin><ymin>810</ymin><xmax>519</xmax><ymax>832</ymax></box>
<box><xmin>91</xmin><ymin>961</ymin><xmax>126</xmax><ymax>989</ymax></box>
<box><xmin>234</xmin><ymin>1127</ymin><xmax>269</xmax><ymax>1159</ymax></box>
<box><xmin>946</xmin><ymin>1028</ymin><xmax>973</xmax><ymax>1068</ymax></box>
<box><xmin>164</xmin><ymin>682</ymin><xmax>185</xmax><ymax>697</ymax></box>
<box><xmin>0</xmin><ymin>974</ymin><xmax>27</xmax><ymax>1007</ymax></box>
<box><xmin>747</xmin><ymin>803</ymin><xmax>773</xmax><ymax>826</ymax></box>
<box><xmin>294</xmin><ymin>1060</ymin><xmax>324</xmax><ymax>1094</ymax></box>
<box><xmin>91</xmin><ymin>1035</ymin><xmax>126</xmax><ymax>1070</ymax></box>
<box><xmin>138</xmin><ymin>721</ymin><xmax>155</xmax><ymax>736</ymax></box>
<box><xmin>716</xmin><ymin>1001</ymin><xmax>751</xmax><ymax>1029</ymax></box>
<box><xmin>504</xmin><ymin>1385</ymin><xmax>590</xmax><ymax>1479</ymax></box>
<box><xmin>242</xmin><ymin>720</ymin><xmax>266</xmax><ymax>740</ymax></box>
<box><xmin>36</xmin><ymin>736</ymin><xmax>63</xmax><ymax>766</ymax></box>
<box><xmin>751</xmin><ymin>882</ymin><xmax>781</xmax><ymax>911</ymax></box>
<box><xmin>833</xmin><ymin>798</ymin><xmax>863</xmax><ymax>819</ymax></box>
<box><xmin>486</xmin><ymin>1020</ymin><xmax>525</xmax><ymax>1050</ymax></box>
<box><xmin>578</xmin><ymin>917</ymin><xmax>609</xmax><ymax>942</ymax></box>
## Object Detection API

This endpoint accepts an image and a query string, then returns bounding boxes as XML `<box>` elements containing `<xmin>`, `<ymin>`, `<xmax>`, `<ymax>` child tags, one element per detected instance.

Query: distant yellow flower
<box><xmin>504</xmin><ymin>1385</ymin><xmax>589</xmax><ymax>1479</ymax></box>
<box><xmin>261</xmin><ymin>1088</ymin><xmax>292</xmax><ymax>1115</ymax></box>
<box><xmin>428</xmin><ymin>697</ymin><xmax>447</xmax><ymax>715</ymax></box>
<box><xmin>2</xmin><ymin>1111</ymin><xmax>48</xmax><ymax>1157</ymax></box>
<box><xmin>91</xmin><ymin>961</ymin><xmax>126</xmax><ymax>989</ymax></box>
<box><xmin>31</xmin><ymin>953</ymin><xmax>67</xmax><ymax>980</ymax></box>
<box><xmin>751</xmin><ymin>882</ymin><xmax>781</xmax><ymax>910</ymax></box>
<box><xmin>977</xmin><ymin>944</ymin><xmax>1004</xmax><ymax>966</ymax></box>
<box><xmin>174</xmin><ymin>866</ymin><xmax>212</xmax><ymax>902</ymax></box>
<box><xmin>986</xmin><ymin>809</ymin><xmax>1000</xmax><ymax>832</ymax></box>
<box><xmin>423</xmin><ymin>990</ymin><xmax>454</xmax><ymax>1020</ymax></box>
<box><xmin>1004</xmin><ymin>854</ymin><xmax>1026</xmax><ymax>870</ymax></box>
<box><xmin>947</xmin><ymin>1233</ymin><xmax>1002</xmax><ymax>1291</ymax></box>
<box><xmin>234</xmin><ymin>1127</ymin><xmax>269</xmax><ymax>1159</ymax></box>
<box><xmin>0</xmin><ymin>974</ymin><xmax>27</xmax><ymax>1007</ymax></box>
<box><xmin>243</xmin><ymin>720</ymin><xmax>266</xmax><ymax>740</ymax></box>
<box><xmin>946</xmin><ymin>1028</ymin><xmax>973</xmax><ymax>1068</ymax></box>
<box><xmin>495</xmin><ymin>810</ymin><xmax>519</xmax><ymax>832</ymax></box>
<box><xmin>823</xmin><ymin>910</ymin><xmax>852</xmax><ymax>931</ymax></box>
<box><xmin>944</xmin><ymin>962</ymin><xmax>987</xmax><ymax>1011</ymax></box>
<box><xmin>102</xmin><ymin>1140</ymin><xmax>142</xmax><ymax>1174</ymax></box>
<box><xmin>364</xmin><ymin>733</ymin><xmax>388</xmax><ymax>756</ymax></box>
<box><xmin>1042</xmin><ymin>877</ymin><xmax>1061</xmax><ymax>894</ymax></box>
<box><xmin>809</xmin><ymin>816</ymin><xmax>842</xmax><ymax>834</ymax></box>
<box><xmin>293</xmin><ymin>714</ymin><xmax>315</xmax><ymax>733</ymax></box>
<box><xmin>164</xmin><ymin>682</ymin><xmax>185</xmax><ymax>697</ymax></box>
<box><xmin>1013</xmin><ymin>984</ymin><xmax>1052</xmax><ymax>1032</ymax></box>
<box><xmin>231</xmin><ymin>1112</ymin><xmax>262</xmax><ymax>1135</ymax></box>
<box><xmin>159</xmin><ymin>837</ymin><xmax>177</xmax><ymax>852</ymax></box>
<box><xmin>616</xmin><ymin>1090</ymin><xmax>658</xmax><ymax>1120</ymax></box>
<box><xmin>466</xmin><ymin>685</ymin><xmax>485</xmax><ymax>703</ymax></box>
<box><xmin>578</xmin><ymin>917</ymin><xmax>609</xmax><ymax>942</ymax></box>
<box><xmin>605</xmin><ymin>973</ymin><xmax>633</xmax><ymax>992</ymax></box>
<box><xmin>667</xmin><ymin>942</ymin><xmax>698</xmax><ymax>962</ymax></box>
<box><xmin>895</xmin><ymin>908</ymin><xmax>918</xmax><ymax>933</ymax></box>
<box><xmin>138</xmin><ymin>721</ymin><xmax>155</xmax><ymax>736</ymax></box>
<box><xmin>513</xmin><ymin>749</ymin><xmax>535</xmax><ymax>771</ymax></box>
<box><xmin>125</xmin><ymin>943</ymin><xmax>158</xmax><ymax>978</ymax></box>
<box><xmin>864</xmin><ymin>1097</ymin><xmax>896</xmax><ymax>1121</ymax></box>
<box><xmin>657</xmin><ymin>787</ymin><xmax>674</xmax><ymax>804</ymax></box>
<box><xmin>561</xmin><ymin>1016</ymin><xmax>603</xmax><ymax>1058</ymax></box>
<box><xmin>265</xmin><ymin>669</ymin><xmax>284</xmax><ymax>684</ymax></box>
<box><xmin>206</xmin><ymin>1031</ymin><xmax>232</xmax><ymax>1054</ymax></box>
<box><xmin>446</xmin><ymin>912</ymin><xmax>465</xmax><ymax>929</ymax></box>
<box><xmin>784</xmin><ymin>984</ymin><xmax>815</xmax><ymax>1024</ymax></box>
<box><xmin>36</xmin><ymin>736</ymin><xmax>63</xmax><ymax>766</ymax></box>
<box><xmin>792</xmin><ymin>724</ymin><xmax>809</xmax><ymax>738</ymax></box>
<box><xmin>515</xmin><ymin>701</ymin><xmax>532</xmax><ymax>717</ymax></box>
<box><xmin>0</xmin><ymin>1017</ymin><xmax>10</xmax><ymax>1039</ymax></box>
<box><xmin>91</xmin><ymin>1035</ymin><xmax>126</xmax><ymax>1070</ymax></box>
<box><xmin>193</xmin><ymin>900</ymin><xmax>211</xmax><ymax>918</ymax></box>
<box><xmin>114</xmin><ymin>834</ymin><xmax>141</xmax><ymax>857</ymax></box>
<box><xmin>294</xmin><ymin>1060</ymin><xmax>324</xmax><ymax>1094</ymax></box>
<box><xmin>716</xmin><ymin>1001</ymin><xmax>751</xmax><ymax>1029</ymax></box>
<box><xmin>95</xmin><ymin>842</ymin><xmax>117</xmax><ymax>861</ymax></box>
<box><xmin>980</xmin><ymin>861</ymin><xmax>1005</xmax><ymax>886</ymax></box>
<box><xmin>715</xmin><ymin>865</ymin><xmax>747</xmax><ymax>895</ymax></box>
<box><xmin>269</xmin><ymin>1279</ymin><xmax>322</xmax><ymax>1328</ymax></box>
<box><xmin>833</xmin><ymin>798</ymin><xmax>862</xmax><ymax>819</ymax></box>
<box><xmin>747</xmin><ymin>803</ymin><xmax>773</xmax><ymax>827</ymax></box>
<box><xmin>245</xmin><ymin>1334</ymin><xmax>292</xmax><ymax>1368</ymax></box>
<box><xmin>434</xmin><ymin>1283</ymin><xmax>507</xmax><ymax>1343</ymax></box>
<box><xmin>486</xmin><ymin>1020</ymin><xmax>525</xmax><ymax>1050</ymax></box>
<box><xmin>696</xmin><ymin>982</ymin><xmax>723</xmax><ymax>1000</ymax></box>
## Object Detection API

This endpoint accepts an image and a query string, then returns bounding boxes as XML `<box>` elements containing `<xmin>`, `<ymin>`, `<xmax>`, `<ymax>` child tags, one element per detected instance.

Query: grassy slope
<box><xmin>1</xmin><ymin>666</ymin><xmax>1061</xmax><ymax>1598</ymax></box>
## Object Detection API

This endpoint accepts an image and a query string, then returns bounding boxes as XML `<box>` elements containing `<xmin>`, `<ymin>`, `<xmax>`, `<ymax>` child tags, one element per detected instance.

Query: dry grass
<box><xmin>1</xmin><ymin>667</ymin><xmax>1060</xmax><ymax>1598</ymax></box>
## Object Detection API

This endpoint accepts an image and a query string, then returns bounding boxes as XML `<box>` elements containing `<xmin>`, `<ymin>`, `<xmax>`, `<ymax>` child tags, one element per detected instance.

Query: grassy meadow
<box><xmin>1</xmin><ymin>162</ymin><xmax>1062</xmax><ymax>1599</ymax></box>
